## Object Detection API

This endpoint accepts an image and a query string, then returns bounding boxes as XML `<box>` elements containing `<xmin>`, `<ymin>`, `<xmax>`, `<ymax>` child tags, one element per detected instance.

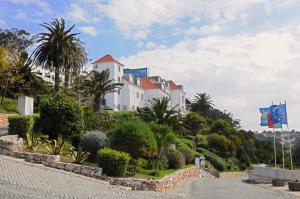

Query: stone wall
<box><xmin>217</xmin><ymin>171</ymin><xmax>246</xmax><ymax>179</ymax></box>
<box><xmin>249</xmin><ymin>165</ymin><xmax>300</xmax><ymax>183</ymax></box>
<box><xmin>99</xmin><ymin>166</ymin><xmax>200</xmax><ymax>192</ymax></box>
<box><xmin>0</xmin><ymin>114</ymin><xmax>8</xmax><ymax>126</ymax></box>
<box><xmin>0</xmin><ymin>135</ymin><xmax>23</xmax><ymax>154</ymax></box>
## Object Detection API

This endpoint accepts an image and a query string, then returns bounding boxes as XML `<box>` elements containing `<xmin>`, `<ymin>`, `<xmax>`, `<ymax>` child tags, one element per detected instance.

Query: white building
<box><xmin>92</xmin><ymin>54</ymin><xmax>186</xmax><ymax>112</ymax></box>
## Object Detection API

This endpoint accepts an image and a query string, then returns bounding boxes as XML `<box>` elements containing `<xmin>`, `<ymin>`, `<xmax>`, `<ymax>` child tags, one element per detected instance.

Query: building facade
<box><xmin>92</xmin><ymin>55</ymin><xmax>186</xmax><ymax>112</ymax></box>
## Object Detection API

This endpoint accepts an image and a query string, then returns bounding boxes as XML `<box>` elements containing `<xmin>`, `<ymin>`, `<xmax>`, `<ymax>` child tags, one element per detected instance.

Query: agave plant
<box><xmin>72</xmin><ymin>148</ymin><xmax>90</xmax><ymax>164</ymax></box>
<box><xmin>40</xmin><ymin>135</ymin><xmax>74</xmax><ymax>155</ymax></box>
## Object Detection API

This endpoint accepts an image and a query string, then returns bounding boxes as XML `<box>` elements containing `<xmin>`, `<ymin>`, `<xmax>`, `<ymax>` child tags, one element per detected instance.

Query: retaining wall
<box><xmin>99</xmin><ymin>166</ymin><xmax>200</xmax><ymax>192</ymax></box>
<box><xmin>217</xmin><ymin>171</ymin><xmax>246</xmax><ymax>178</ymax></box>
<box><xmin>249</xmin><ymin>165</ymin><xmax>300</xmax><ymax>183</ymax></box>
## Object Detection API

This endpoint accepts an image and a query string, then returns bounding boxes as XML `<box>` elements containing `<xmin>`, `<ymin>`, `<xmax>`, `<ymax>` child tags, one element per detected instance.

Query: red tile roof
<box><xmin>92</xmin><ymin>54</ymin><xmax>124</xmax><ymax>66</ymax></box>
<box><xmin>140</xmin><ymin>77</ymin><xmax>159</xmax><ymax>89</ymax></box>
<box><xmin>167</xmin><ymin>80</ymin><xmax>180</xmax><ymax>90</ymax></box>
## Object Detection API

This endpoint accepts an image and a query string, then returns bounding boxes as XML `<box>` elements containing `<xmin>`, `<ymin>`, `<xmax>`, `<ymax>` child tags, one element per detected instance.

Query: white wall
<box><xmin>121</xmin><ymin>80</ymin><xmax>144</xmax><ymax>110</ymax></box>
<box><xmin>170</xmin><ymin>90</ymin><xmax>186</xmax><ymax>112</ymax></box>
<box><xmin>93</xmin><ymin>62</ymin><xmax>123</xmax><ymax>110</ymax></box>
<box><xmin>249</xmin><ymin>165</ymin><xmax>300</xmax><ymax>182</ymax></box>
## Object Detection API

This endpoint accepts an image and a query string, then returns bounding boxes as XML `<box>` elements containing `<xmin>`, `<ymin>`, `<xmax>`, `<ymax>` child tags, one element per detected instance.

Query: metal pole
<box><xmin>287</xmin><ymin>125</ymin><xmax>293</xmax><ymax>170</ymax></box>
<box><xmin>273</xmin><ymin>128</ymin><xmax>277</xmax><ymax>168</ymax></box>
<box><xmin>281</xmin><ymin>127</ymin><xmax>285</xmax><ymax>169</ymax></box>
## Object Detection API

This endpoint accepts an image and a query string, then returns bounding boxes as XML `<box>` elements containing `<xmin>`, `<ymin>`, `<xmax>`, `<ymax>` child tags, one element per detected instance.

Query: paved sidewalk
<box><xmin>0</xmin><ymin>155</ymin><xmax>180</xmax><ymax>199</ymax></box>
<box><xmin>186</xmin><ymin>177</ymin><xmax>299</xmax><ymax>199</ymax></box>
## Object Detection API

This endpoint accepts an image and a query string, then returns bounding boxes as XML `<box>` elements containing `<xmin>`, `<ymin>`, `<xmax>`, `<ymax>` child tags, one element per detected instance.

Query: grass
<box><xmin>0</xmin><ymin>97</ymin><xmax>18</xmax><ymax>114</ymax></box>
<box><xmin>133</xmin><ymin>165</ymin><xmax>193</xmax><ymax>179</ymax></box>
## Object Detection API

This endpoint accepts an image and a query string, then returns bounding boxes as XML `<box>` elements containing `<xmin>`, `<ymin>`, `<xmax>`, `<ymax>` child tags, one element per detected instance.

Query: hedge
<box><xmin>197</xmin><ymin>147</ymin><xmax>227</xmax><ymax>171</ymax></box>
<box><xmin>97</xmin><ymin>148</ymin><xmax>131</xmax><ymax>177</ymax></box>
<box><xmin>8</xmin><ymin>114</ymin><xmax>39</xmax><ymax>138</ymax></box>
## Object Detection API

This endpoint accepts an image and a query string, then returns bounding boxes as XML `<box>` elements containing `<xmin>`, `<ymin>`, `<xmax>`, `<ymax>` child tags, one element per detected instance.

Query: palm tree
<box><xmin>137</xmin><ymin>97</ymin><xmax>180</xmax><ymax>127</ymax></box>
<box><xmin>63</xmin><ymin>40</ymin><xmax>87</xmax><ymax>89</ymax></box>
<box><xmin>82</xmin><ymin>69</ymin><xmax>123</xmax><ymax>112</ymax></box>
<box><xmin>191</xmin><ymin>92</ymin><xmax>215</xmax><ymax>116</ymax></box>
<box><xmin>33</xmin><ymin>18</ymin><xmax>86</xmax><ymax>91</ymax></box>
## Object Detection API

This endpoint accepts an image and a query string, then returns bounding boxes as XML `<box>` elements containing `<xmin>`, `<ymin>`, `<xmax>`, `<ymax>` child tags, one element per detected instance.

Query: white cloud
<box><xmin>79</xmin><ymin>26</ymin><xmax>98</xmax><ymax>36</ymax></box>
<box><xmin>10</xmin><ymin>0</ymin><xmax>51</xmax><ymax>14</ymax></box>
<box><xmin>121</xmin><ymin>29</ymin><xmax>300</xmax><ymax>130</ymax></box>
<box><xmin>67</xmin><ymin>4</ymin><xmax>98</xmax><ymax>23</ymax></box>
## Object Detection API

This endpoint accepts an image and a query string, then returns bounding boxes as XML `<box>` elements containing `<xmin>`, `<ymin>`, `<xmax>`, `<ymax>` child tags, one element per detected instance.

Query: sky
<box><xmin>1</xmin><ymin>0</ymin><xmax>300</xmax><ymax>131</ymax></box>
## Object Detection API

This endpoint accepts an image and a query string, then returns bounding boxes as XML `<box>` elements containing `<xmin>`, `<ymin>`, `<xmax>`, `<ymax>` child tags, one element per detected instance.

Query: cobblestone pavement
<box><xmin>0</xmin><ymin>155</ymin><xmax>180</xmax><ymax>199</ymax></box>
<box><xmin>187</xmin><ymin>177</ymin><xmax>299</xmax><ymax>199</ymax></box>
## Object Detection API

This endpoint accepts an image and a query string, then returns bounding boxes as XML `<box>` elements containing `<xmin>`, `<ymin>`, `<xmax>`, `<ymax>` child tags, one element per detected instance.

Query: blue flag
<box><xmin>259</xmin><ymin>107</ymin><xmax>269</xmax><ymax>126</ymax></box>
<box><xmin>279</xmin><ymin>103</ymin><xmax>288</xmax><ymax>124</ymax></box>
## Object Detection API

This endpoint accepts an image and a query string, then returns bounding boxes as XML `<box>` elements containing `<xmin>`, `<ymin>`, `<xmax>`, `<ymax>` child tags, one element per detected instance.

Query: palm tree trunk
<box><xmin>54</xmin><ymin>67</ymin><xmax>60</xmax><ymax>92</ymax></box>
<box><xmin>64</xmin><ymin>68</ymin><xmax>70</xmax><ymax>89</ymax></box>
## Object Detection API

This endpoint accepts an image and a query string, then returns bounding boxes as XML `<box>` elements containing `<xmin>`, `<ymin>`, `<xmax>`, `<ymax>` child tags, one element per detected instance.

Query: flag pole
<box><xmin>281</xmin><ymin>126</ymin><xmax>285</xmax><ymax>169</ymax></box>
<box><xmin>285</xmin><ymin>101</ymin><xmax>293</xmax><ymax>170</ymax></box>
<box><xmin>273</xmin><ymin>128</ymin><xmax>277</xmax><ymax>168</ymax></box>
<box><xmin>280</xmin><ymin>102</ymin><xmax>285</xmax><ymax>169</ymax></box>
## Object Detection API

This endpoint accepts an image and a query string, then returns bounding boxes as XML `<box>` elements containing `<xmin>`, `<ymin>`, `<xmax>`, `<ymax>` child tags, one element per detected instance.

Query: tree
<box><xmin>183</xmin><ymin>112</ymin><xmax>207</xmax><ymax>135</ymax></box>
<box><xmin>82</xmin><ymin>70</ymin><xmax>123</xmax><ymax>112</ymax></box>
<box><xmin>191</xmin><ymin>92</ymin><xmax>214</xmax><ymax>116</ymax></box>
<box><xmin>150</xmin><ymin>123</ymin><xmax>176</xmax><ymax>169</ymax></box>
<box><xmin>137</xmin><ymin>97</ymin><xmax>181</xmax><ymax>129</ymax></box>
<box><xmin>0</xmin><ymin>28</ymin><xmax>34</xmax><ymax>54</ymax></box>
<box><xmin>33</xmin><ymin>18</ymin><xmax>86</xmax><ymax>91</ymax></box>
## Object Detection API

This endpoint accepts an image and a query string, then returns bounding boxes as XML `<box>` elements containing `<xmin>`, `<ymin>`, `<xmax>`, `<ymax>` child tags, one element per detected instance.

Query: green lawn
<box><xmin>0</xmin><ymin>98</ymin><xmax>18</xmax><ymax>114</ymax></box>
<box><xmin>133</xmin><ymin>165</ymin><xmax>194</xmax><ymax>179</ymax></box>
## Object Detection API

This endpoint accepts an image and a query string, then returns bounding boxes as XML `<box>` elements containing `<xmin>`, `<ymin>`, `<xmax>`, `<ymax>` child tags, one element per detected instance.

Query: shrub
<box><xmin>8</xmin><ymin>114</ymin><xmax>38</xmax><ymax>138</ymax></box>
<box><xmin>110</xmin><ymin>119</ymin><xmax>157</xmax><ymax>158</ymax></box>
<box><xmin>207</xmin><ymin>133</ymin><xmax>236</xmax><ymax>158</ymax></box>
<box><xmin>197</xmin><ymin>147</ymin><xmax>227</xmax><ymax>171</ymax></box>
<box><xmin>70</xmin><ymin>134</ymin><xmax>81</xmax><ymax>149</ymax></box>
<box><xmin>97</xmin><ymin>148</ymin><xmax>131</xmax><ymax>177</ymax></box>
<box><xmin>167</xmin><ymin>149</ymin><xmax>185</xmax><ymax>169</ymax></box>
<box><xmin>83</xmin><ymin>111</ymin><xmax>116</xmax><ymax>132</ymax></box>
<box><xmin>80</xmin><ymin>131</ymin><xmax>109</xmax><ymax>159</ymax></box>
<box><xmin>178</xmin><ymin>147</ymin><xmax>194</xmax><ymax>164</ymax></box>
<box><xmin>38</xmin><ymin>92</ymin><xmax>83</xmax><ymax>139</ymax></box>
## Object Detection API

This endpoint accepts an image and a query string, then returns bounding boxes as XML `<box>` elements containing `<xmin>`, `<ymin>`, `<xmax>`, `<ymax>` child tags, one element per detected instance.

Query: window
<box><xmin>118</xmin><ymin>77</ymin><xmax>121</xmax><ymax>82</ymax></box>
<box><xmin>118</xmin><ymin>104</ymin><xmax>121</xmax><ymax>110</ymax></box>
<box><xmin>118</xmin><ymin>65</ymin><xmax>121</xmax><ymax>72</ymax></box>
<box><xmin>95</xmin><ymin>65</ymin><xmax>98</xmax><ymax>69</ymax></box>
<box><xmin>141</xmin><ymin>94</ymin><xmax>143</xmax><ymax>100</ymax></box>
<box><xmin>118</xmin><ymin>89</ymin><xmax>121</xmax><ymax>95</ymax></box>
<box><xmin>136</xmin><ymin>92</ymin><xmax>139</xmax><ymax>98</ymax></box>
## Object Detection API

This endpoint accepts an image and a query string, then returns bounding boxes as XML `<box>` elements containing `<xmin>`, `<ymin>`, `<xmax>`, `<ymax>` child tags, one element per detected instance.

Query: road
<box><xmin>0</xmin><ymin>154</ymin><xmax>298</xmax><ymax>199</ymax></box>
<box><xmin>186</xmin><ymin>177</ymin><xmax>298</xmax><ymax>199</ymax></box>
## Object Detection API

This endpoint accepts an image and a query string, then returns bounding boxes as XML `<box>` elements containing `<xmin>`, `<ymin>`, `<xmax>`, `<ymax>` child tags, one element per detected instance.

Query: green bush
<box><xmin>80</xmin><ymin>131</ymin><xmax>109</xmax><ymax>159</ymax></box>
<box><xmin>178</xmin><ymin>147</ymin><xmax>194</xmax><ymax>164</ymax></box>
<box><xmin>97</xmin><ymin>148</ymin><xmax>131</xmax><ymax>177</ymax></box>
<box><xmin>8</xmin><ymin>114</ymin><xmax>39</xmax><ymax>138</ymax></box>
<box><xmin>0</xmin><ymin>98</ymin><xmax>17</xmax><ymax>114</ymax></box>
<box><xmin>83</xmin><ymin>111</ymin><xmax>116</xmax><ymax>132</ymax></box>
<box><xmin>37</xmin><ymin>92</ymin><xmax>83</xmax><ymax>140</ymax></box>
<box><xmin>207</xmin><ymin>133</ymin><xmax>236</xmax><ymax>158</ymax></box>
<box><xmin>197</xmin><ymin>147</ymin><xmax>227</xmax><ymax>171</ymax></box>
<box><xmin>70</xmin><ymin>134</ymin><xmax>81</xmax><ymax>149</ymax></box>
<box><xmin>167</xmin><ymin>149</ymin><xmax>185</xmax><ymax>169</ymax></box>
<box><xmin>110</xmin><ymin>119</ymin><xmax>157</xmax><ymax>158</ymax></box>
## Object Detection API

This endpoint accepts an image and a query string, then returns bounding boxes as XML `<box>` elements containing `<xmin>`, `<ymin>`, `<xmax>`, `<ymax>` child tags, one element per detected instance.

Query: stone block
<box><xmin>64</xmin><ymin>164</ymin><xmax>76</xmax><ymax>172</ymax></box>
<box><xmin>56</xmin><ymin>162</ymin><xmax>66</xmax><ymax>170</ymax></box>
<box><xmin>80</xmin><ymin>167</ymin><xmax>94</xmax><ymax>176</ymax></box>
